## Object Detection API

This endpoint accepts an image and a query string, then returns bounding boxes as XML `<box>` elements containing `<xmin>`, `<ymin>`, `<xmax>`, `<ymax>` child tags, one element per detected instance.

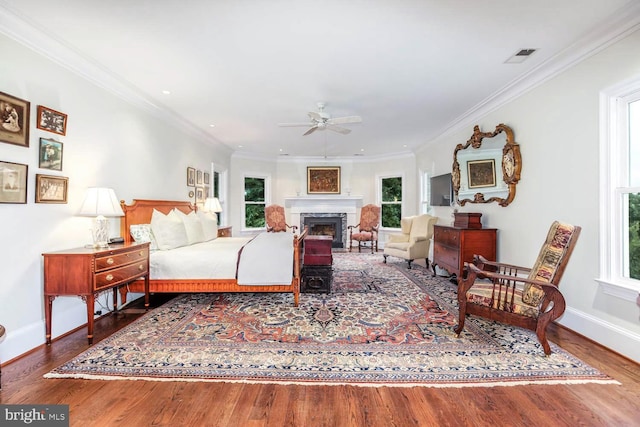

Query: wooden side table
<box><xmin>431</xmin><ymin>225</ymin><xmax>497</xmax><ymax>281</ymax></box>
<box><xmin>43</xmin><ymin>242</ymin><xmax>150</xmax><ymax>345</ymax></box>
<box><xmin>217</xmin><ymin>225</ymin><xmax>232</xmax><ymax>237</ymax></box>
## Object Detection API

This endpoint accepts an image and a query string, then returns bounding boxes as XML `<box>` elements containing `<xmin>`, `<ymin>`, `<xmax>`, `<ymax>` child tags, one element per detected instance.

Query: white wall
<box><xmin>0</xmin><ymin>33</ymin><xmax>230</xmax><ymax>363</ymax></box>
<box><xmin>417</xmin><ymin>28</ymin><xmax>640</xmax><ymax>362</ymax></box>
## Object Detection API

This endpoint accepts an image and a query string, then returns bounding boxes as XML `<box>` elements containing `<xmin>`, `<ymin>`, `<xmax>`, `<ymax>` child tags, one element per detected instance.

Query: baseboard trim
<box><xmin>559</xmin><ymin>307</ymin><xmax>640</xmax><ymax>363</ymax></box>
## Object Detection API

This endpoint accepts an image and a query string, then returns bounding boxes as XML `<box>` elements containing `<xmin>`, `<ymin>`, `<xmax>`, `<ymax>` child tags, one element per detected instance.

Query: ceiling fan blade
<box><xmin>278</xmin><ymin>123</ymin><xmax>313</xmax><ymax>127</ymax></box>
<box><xmin>328</xmin><ymin>115</ymin><xmax>362</xmax><ymax>125</ymax></box>
<box><xmin>303</xmin><ymin>125</ymin><xmax>318</xmax><ymax>136</ymax></box>
<box><xmin>327</xmin><ymin>125</ymin><xmax>351</xmax><ymax>134</ymax></box>
<box><xmin>308</xmin><ymin>111</ymin><xmax>323</xmax><ymax>121</ymax></box>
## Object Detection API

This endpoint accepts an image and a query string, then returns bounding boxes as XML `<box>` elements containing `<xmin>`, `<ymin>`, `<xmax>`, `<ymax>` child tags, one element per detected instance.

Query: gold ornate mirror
<box><xmin>452</xmin><ymin>124</ymin><xmax>521</xmax><ymax>207</ymax></box>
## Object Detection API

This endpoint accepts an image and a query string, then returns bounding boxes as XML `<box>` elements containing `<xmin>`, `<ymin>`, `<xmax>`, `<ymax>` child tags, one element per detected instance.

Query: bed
<box><xmin>118</xmin><ymin>199</ymin><xmax>307</xmax><ymax>306</ymax></box>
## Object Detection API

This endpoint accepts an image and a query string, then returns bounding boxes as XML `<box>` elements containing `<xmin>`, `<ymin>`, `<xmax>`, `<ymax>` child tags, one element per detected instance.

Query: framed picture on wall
<box><xmin>204</xmin><ymin>172</ymin><xmax>210</xmax><ymax>185</ymax></box>
<box><xmin>187</xmin><ymin>167</ymin><xmax>195</xmax><ymax>187</ymax></box>
<box><xmin>467</xmin><ymin>159</ymin><xmax>496</xmax><ymax>189</ymax></box>
<box><xmin>36</xmin><ymin>105</ymin><xmax>67</xmax><ymax>136</ymax></box>
<box><xmin>35</xmin><ymin>174</ymin><xmax>68</xmax><ymax>203</ymax></box>
<box><xmin>39</xmin><ymin>138</ymin><xmax>64</xmax><ymax>171</ymax></box>
<box><xmin>197</xmin><ymin>170</ymin><xmax>203</xmax><ymax>185</ymax></box>
<box><xmin>0</xmin><ymin>161</ymin><xmax>28</xmax><ymax>204</ymax></box>
<box><xmin>0</xmin><ymin>91</ymin><xmax>30</xmax><ymax>147</ymax></box>
<box><xmin>307</xmin><ymin>166</ymin><xmax>341</xmax><ymax>194</ymax></box>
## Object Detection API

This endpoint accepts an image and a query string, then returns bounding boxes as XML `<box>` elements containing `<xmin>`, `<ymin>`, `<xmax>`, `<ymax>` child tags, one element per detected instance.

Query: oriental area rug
<box><xmin>45</xmin><ymin>252</ymin><xmax>618</xmax><ymax>388</ymax></box>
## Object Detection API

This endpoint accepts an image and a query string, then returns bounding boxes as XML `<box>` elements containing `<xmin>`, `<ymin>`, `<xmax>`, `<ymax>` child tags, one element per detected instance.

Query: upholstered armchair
<box><xmin>348</xmin><ymin>204</ymin><xmax>381</xmax><ymax>253</ymax></box>
<box><xmin>383</xmin><ymin>214</ymin><xmax>438</xmax><ymax>269</ymax></box>
<box><xmin>456</xmin><ymin>221</ymin><xmax>581</xmax><ymax>355</ymax></box>
<box><xmin>265</xmin><ymin>204</ymin><xmax>298</xmax><ymax>233</ymax></box>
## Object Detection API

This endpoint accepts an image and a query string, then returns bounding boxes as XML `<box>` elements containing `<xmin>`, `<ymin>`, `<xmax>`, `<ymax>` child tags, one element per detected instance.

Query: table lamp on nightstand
<box><xmin>204</xmin><ymin>197</ymin><xmax>223</xmax><ymax>223</ymax></box>
<box><xmin>78</xmin><ymin>187</ymin><xmax>124</xmax><ymax>248</ymax></box>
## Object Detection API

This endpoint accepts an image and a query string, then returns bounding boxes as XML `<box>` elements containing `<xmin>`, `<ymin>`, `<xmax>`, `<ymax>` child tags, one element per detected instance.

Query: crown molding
<box><xmin>0</xmin><ymin>2</ymin><xmax>233</xmax><ymax>156</ymax></box>
<box><xmin>428</xmin><ymin>1</ymin><xmax>640</xmax><ymax>145</ymax></box>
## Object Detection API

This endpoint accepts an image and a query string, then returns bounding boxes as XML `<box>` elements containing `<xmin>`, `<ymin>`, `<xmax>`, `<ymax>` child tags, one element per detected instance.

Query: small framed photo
<box><xmin>0</xmin><ymin>91</ymin><xmax>30</xmax><ymax>147</ymax></box>
<box><xmin>35</xmin><ymin>174</ymin><xmax>68</xmax><ymax>204</ymax></box>
<box><xmin>196</xmin><ymin>187</ymin><xmax>205</xmax><ymax>203</ymax></box>
<box><xmin>36</xmin><ymin>105</ymin><xmax>67</xmax><ymax>136</ymax></box>
<box><xmin>204</xmin><ymin>172</ymin><xmax>210</xmax><ymax>185</ymax></box>
<box><xmin>196</xmin><ymin>170</ymin><xmax>203</xmax><ymax>185</ymax></box>
<box><xmin>307</xmin><ymin>166</ymin><xmax>341</xmax><ymax>194</ymax></box>
<box><xmin>0</xmin><ymin>161</ymin><xmax>28</xmax><ymax>204</ymax></box>
<box><xmin>467</xmin><ymin>159</ymin><xmax>496</xmax><ymax>189</ymax></box>
<box><xmin>39</xmin><ymin>138</ymin><xmax>64</xmax><ymax>171</ymax></box>
<box><xmin>187</xmin><ymin>167</ymin><xmax>195</xmax><ymax>187</ymax></box>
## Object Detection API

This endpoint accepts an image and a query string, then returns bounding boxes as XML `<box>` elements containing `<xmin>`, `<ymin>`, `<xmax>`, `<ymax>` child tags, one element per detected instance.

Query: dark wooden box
<box><xmin>304</xmin><ymin>235</ymin><xmax>333</xmax><ymax>265</ymax></box>
<box><xmin>302</xmin><ymin>265</ymin><xmax>332</xmax><ymax>293</ymax></box>
<box><xmin>453</xmin><ymin>212</ymin><xmax>483</xmax><ymax>229</ymax></box>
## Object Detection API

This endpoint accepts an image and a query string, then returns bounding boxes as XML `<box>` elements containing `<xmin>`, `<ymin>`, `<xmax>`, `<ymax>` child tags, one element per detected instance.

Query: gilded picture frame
<box><xmin>0</xmin><ymin>91</ymin><xmax>30</xmax><ymax>147</ymax></box>
<box><xmin>39</xmin><ymin>138</ymin><xmax>64</xmax><ymax>171</ymax></box>
<box><xmin>307</xmin><ymin>166</ymin><xmax>341</xmax><ymax>194</ymax></box>
<box><xmin>35</xmin><ymin>174</ymin><xmax>68</xmax><ymax>204</ymax></box>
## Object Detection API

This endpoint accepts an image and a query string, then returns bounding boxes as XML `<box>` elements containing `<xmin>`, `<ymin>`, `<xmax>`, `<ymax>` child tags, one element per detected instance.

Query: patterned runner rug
<box><xmin>45</xmin><ymin>252</ymin><xmax>618</xmax><ymax>387</ymax></box>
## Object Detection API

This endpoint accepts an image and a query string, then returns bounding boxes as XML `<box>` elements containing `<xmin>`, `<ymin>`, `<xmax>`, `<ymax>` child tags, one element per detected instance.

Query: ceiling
<box><xmin>1</xmin><ymin>0</ymin><xmax>638</xmax><ymax>159</ymax></box>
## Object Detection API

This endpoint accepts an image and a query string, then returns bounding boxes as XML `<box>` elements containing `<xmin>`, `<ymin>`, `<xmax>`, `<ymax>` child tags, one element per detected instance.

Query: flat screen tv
<box><xmin>430</xmin><ymin>173</ymin><xmax>453</xmax><ymax>207</ymax></box>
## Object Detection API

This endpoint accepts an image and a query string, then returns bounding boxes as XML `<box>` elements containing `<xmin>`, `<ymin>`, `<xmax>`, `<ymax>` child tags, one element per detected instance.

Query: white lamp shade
<box><xmin>78</xmin><ymin>187</ymin><xmax>124</xmax><ymax>217</ymax></box>
<box><xmin>204</xmin><ymin>197</ymin><xmax>223</xmax><ymax>213</ymax></box>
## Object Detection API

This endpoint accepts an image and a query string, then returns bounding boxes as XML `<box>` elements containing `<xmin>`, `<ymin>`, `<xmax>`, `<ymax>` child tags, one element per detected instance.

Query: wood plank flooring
<box><xmin>1</xmin><ymin>293</ymin><xmax>639</xmax><ymax>427</ymax></box>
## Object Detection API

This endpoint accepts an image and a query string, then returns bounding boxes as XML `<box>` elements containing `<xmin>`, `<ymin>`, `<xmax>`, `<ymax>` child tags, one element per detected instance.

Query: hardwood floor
<box><xmin>1</xmin><ymin>293</ymin><xmax>639</xmax><ymax>427</ymax></box>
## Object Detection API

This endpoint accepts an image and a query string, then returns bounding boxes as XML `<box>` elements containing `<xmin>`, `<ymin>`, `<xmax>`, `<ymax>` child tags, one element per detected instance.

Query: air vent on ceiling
<box><xmin>505</xmin><ymin>48</ymin><xmax>537</xmax><ymax>64</ymax></box>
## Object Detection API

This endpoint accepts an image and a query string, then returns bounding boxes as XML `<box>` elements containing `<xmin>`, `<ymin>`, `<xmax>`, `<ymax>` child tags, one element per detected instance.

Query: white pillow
<box><xmin>197</xmin><ymin>210</ymin><xmax>219</xmax><ymax>241</ymax></box>
<box><xmin>173</xmin><ymin>209</ymin><xmax>205</xmax><ymax>245</ymax></box>
<box><xmin>129</xmin><ymin>224</ymin><xmax>159</xmax><ymax>251</ymax></box>
<box><xmin>150</xmin><ymin>209</ymin><xmax>189</xmax><ymax>250</ymax></box>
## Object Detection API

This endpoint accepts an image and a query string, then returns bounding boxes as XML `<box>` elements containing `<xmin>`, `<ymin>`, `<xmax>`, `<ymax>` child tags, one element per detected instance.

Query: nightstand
<box><xmin>217</xmin><ymin>225</ymin><xmax>232</xmax><ymax>237</ymax></box>
<box><xmin>43</xmin><ymin>242</ymin><xmax>150</xmax><ymax>345</ymax></box>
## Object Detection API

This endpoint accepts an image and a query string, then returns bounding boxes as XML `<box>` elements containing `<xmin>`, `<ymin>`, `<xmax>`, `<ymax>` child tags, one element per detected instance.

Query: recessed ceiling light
<box><xmin>209</xmin><ymin>124</ymin><xmax>215</xmax><ymax>128</ymax></box>
<box><xmin>161</xmin><ymin>90</ymin><xmax>171</xmax><ymax>95</ymax></box>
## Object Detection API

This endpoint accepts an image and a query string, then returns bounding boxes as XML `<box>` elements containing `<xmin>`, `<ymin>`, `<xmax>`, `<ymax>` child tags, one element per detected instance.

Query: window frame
<box><xmin>598</xmin><ymin>76</ymin><xmax>640</xmax><ymax>299</ymax></box>
<box><xmin>242</xmin><ymin>173</ymin><xmax>270</xmax><ymax>231</ymax></box>
<box><xmin>377</xmin><ymin>173</ymin><xmax>404</xmax><ymax>230</ymax></box>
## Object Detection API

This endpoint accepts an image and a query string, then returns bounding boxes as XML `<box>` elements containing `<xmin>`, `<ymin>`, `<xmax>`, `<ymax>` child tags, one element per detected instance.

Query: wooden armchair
<box><xmin>456</xmin><ymin>221</ymin><xmax>581</xmax><ymax>355</ymax></box>
<box><xmin>348</xmin><ymin>204</ymin><xmax>381</xmax><ymax>253</ymax></box>
<box><xmin>265</xmin><ymin>204</ymin><xmax>298</xmax><ymax>233</ymax></box>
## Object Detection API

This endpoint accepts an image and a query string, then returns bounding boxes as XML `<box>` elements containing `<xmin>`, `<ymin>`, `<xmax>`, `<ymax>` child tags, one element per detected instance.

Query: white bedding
<box><xmin>149</xmin><ymin>232</ymin><xmax>295</xmax><ymax>285</ymax></box>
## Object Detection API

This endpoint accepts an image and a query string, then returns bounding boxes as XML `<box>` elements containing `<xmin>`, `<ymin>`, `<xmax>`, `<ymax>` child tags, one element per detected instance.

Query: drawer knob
<box><xmin>106</xmin><ymin>258</ymin><xmax>114</xmax><ymax>265</ymax></box>
<box><xmin>138</xmin><ymin>264</ymin><xmax>144</xmax><ymax>271</ymax></box>
<box><xmin>106</xmin><ymin>274</ymin><xmax>114</xmax><ymax>281</ymax></box>
<box><xmin>138</xmin><ymin>251</ymin><xmax>144</xmax><ymax>257</ymax></box>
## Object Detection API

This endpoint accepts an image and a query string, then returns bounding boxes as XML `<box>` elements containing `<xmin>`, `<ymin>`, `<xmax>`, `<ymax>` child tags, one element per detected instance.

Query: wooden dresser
<box><xmin>43</xmin><ymin>242</ymin><xmax>150</xmax><ymax>344</ymax></box>
<box><xmin>431</xmin><ymin>225</ymin><xmax>497</xmax><ymax>280</ymax></box>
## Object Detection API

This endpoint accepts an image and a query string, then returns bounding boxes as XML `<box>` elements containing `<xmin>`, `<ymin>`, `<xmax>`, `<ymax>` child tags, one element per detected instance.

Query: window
<box><xmin>244</xmin><ymin>176</ymin><xmax>267</xmax><ymax>229</ymax></box>
<box><xmin>380</xmin><ymin>176</ymin><xmax>402</xmax><ymax>228</ymax></box>
<box><xmin>420</xmin><ymin>170</ymin><xmax>430</xmax><ymax>214</ymax></box>
<box><xmin>600</xmin><ymin>78</ymin><xmax>640</xmax><ymax>294</ymax></box>
<box><xmin>213</xmin><ymin>171</ymin><xmax>220</xmax><ymax>198</ymax></box>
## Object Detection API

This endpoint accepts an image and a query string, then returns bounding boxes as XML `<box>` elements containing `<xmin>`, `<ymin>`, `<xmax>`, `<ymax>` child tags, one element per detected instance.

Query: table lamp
<box><xmin>78</xmin><ymin>187</ymin><xmax>124</xmax><ymax>248</ymax></box>
<box><xmin>203</xmin><ymin>197</ymin><xmax>223</xmax><ymax>223</ymax></box>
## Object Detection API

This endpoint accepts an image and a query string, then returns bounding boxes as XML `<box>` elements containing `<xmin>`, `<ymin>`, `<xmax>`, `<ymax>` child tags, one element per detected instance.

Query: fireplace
<box><xmin>300</xmin><ymin>213</ymin><xmax>346</xmax><ymax>248</ymax></box>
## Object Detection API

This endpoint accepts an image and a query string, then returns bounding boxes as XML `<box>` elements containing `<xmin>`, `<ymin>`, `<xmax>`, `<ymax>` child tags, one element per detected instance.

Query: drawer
<box><xmin>435</xmin><ymin>227</ymin><xmax>459</xmax><ymax>247</ymax></box>
<box><xmin>95</xmin><ymin>249</ymin><xmax>148</xmax><ymax>271</ymax></box>
<box><xmin>95</xmin><ymin>262</ymin><xmax>148</xmax><ymax>290</ymax></box>
<box><xmin>434</xmin><ymin>244</ymin><xmax>459</xmax><ymax>269</ymax></box>
<box><xmin>304</xmin><ymin>254</ymin><xmax>333</xmax><ymax>265</ymax></box>
<box><xmin>304</xmin><ymin>244</ymin><xmax>332</xmax><ymax>255</ymax></box>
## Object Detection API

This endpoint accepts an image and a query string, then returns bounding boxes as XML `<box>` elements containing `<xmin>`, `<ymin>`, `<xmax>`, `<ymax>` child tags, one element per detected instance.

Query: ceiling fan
<box><xmin>278</xmin><ymin>102</ymin><xmax>362</xmax><ymax>136</ymax></box>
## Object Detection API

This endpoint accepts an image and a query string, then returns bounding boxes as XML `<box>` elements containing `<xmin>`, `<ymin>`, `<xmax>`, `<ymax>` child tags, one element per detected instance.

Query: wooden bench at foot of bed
<box><xmin>118</xmin><ymin>199</ymin><xmax>307</xmax><ymax>306</ymax></box>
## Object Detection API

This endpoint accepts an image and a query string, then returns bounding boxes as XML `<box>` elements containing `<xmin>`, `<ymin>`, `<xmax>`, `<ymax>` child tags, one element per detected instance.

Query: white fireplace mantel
<box><xmin>284</xmin><ymin>195</ymin><xmax>363</xmax><ymax>214</ymax></box>
<box><xmin>284</xmin><ymin>196</ymin><xmax>363</xmax><ymax>233</ymax></box>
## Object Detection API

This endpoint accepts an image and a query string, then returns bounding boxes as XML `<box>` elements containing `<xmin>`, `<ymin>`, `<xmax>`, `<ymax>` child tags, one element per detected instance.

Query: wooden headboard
<box><xmin>119</xmin><ymin>199</ymin><xmax>196</xmax><ymax>243</ymax></box>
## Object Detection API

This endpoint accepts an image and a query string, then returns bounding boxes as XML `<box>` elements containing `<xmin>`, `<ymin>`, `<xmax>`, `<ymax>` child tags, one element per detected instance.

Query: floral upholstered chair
<box><xmin>348</xmin><ymin>204</ymin><xmax>381</xmax><ymax>253</ymax></box>
<box><xmin>265</xmin><ymin>204</ymin><xmax>298</xmax><ymax>233</ymax></box>
<box><xmin>383</xmin><ymin>214</ymin><xmax>438</xmax><ymax>269</ymax></box>
<box><xmin>455</xmin><ymin>221</ymin><xmax>581</xmax><ymax>355</ymax></box>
